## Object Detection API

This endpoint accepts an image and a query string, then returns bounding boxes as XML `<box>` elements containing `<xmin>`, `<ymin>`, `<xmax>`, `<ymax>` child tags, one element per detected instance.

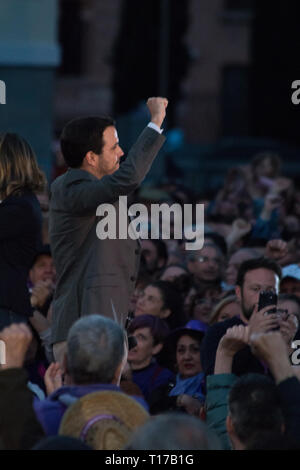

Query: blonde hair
<box><xmin>209</xmin><ymin>295</ymin><xmax>239</xmax><ymax>325</ymax></box>
<box><xmin>0</xmin><ymin>133</ymin><xmax>46</xmax><ymax>199</ymax></box>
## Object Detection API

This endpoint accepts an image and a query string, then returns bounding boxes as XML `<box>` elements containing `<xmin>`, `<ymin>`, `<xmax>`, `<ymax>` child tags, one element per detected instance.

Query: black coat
<box><xmin>0</xmin><ymin>191</ymin><xmax>42</xmax><ymax>316</ymax></box>
<box><xmin>0</xmin><ymin>368</ymin><xmax>45</xmax><ymax>449</ymax></box>
<box><xmin>201</xmin><ymin>316</ymin><xmax>266</xmax><ymax>377</ymax></box>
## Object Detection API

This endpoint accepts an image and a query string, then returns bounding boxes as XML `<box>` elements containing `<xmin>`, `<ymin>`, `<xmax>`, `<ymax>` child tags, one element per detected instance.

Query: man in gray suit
<box><xmin>49</xmin><ymin>97</ymin><xmax>167</xmax><ymax>361</ymax></box>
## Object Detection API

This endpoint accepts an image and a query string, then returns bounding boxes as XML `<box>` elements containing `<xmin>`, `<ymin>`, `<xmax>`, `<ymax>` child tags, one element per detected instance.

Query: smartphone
<box><xmin>258</xmin><ymin>290</ymin><xmax>279</xmax><ymax>331</ymax></box>
<box><xmin>258</xmin><ymin>290</ymin><xmax>278</xmax><ymax>313</ymax></box>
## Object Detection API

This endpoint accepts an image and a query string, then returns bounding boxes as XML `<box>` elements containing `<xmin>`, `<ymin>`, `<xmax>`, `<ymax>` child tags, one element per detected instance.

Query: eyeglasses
<box><xmin>188</xmin><ymin>255</ymin><xmax>221</xmax><ymax>265</ymax></box>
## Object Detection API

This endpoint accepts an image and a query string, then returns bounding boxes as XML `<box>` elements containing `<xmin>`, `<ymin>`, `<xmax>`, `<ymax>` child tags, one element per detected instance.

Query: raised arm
<box><xmin>54</xmin><ymin>98</ymin><xmax>168</xmax><ymax>214</ymax></box>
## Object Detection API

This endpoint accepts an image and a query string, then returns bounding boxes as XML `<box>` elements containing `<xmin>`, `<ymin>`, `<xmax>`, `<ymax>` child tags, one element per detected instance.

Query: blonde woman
<box><xmin>0</xmin><ymin>133</ymin><xmax>46</xmax><ymax>329</ymax></box>
<box><xmin>209</xmin><ymin>295</ymin><xmax>242</xmax><ymax>325</ymax></box>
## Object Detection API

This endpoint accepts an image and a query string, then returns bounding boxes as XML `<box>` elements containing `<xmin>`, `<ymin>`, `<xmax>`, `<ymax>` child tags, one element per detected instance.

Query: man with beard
<box><xmin>200</xmin><ymin>257</ymin><xmax>295</xmax><ymax>377</ymax></box>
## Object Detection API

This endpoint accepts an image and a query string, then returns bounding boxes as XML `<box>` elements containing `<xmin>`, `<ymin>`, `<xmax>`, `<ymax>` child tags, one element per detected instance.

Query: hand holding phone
<box><xmin>258</xmin><ymin>291</ymin><xmax>279</xmax><ymax>331</ymax></box>
<box><xmin>258</xmin><ymin>291</ymin><xmax>278</xmax><ymax>314</ymax></box>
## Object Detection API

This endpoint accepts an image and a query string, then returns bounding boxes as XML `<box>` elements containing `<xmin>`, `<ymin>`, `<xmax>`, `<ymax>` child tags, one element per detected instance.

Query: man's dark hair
<box><xmin>246</xmin><ymin>431</ymin><xmax>300</xmax><ymax>450</ymax></box>
<box><xmin>236</xmin><ymin>257</ymin><xmax>282</xmax><ymax>288</ymax></box>
<box><xmin>228</xmin><ymin>373</ymin><xmax>284</xmax><ymax>446</ymax></box>
<box><xmin>151</xmin><ymin>239</ymin><xmax>168</xmax><ymax>264</ymax></box>
<box><xmin>160</xmin><ymin>264</ymin><xmax>192</xmax><ymax>296</ymax></box>
<box><xmin>60</xmin><ymin>116</ymin><xmax>115</xmax><ymax>168</ymax></box>
<box><xmin>205</xmin><ymin>232</ymin><xmax>227</xmax><ymax>257</ymax></box>
<box><xmin>128</xmin><ymin>314</ymin><xmax>170</xmax><ymax>345</ymax></box>
<box><xmin>150</xmin><ymin>280</ymin><xmax>186</xmax><ymax>329</ymax></box>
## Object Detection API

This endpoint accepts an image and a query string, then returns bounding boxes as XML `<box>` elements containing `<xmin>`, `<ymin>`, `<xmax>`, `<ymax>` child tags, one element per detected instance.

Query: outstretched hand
<box><xmin>147</xmin><ymin>97</ymin><xmax>168</xmax><ymax>128</ymax></box>
<box><xmin>30</xmin><ymin>279</ymin><xmax>54</xmax><ymax>309</ymax></box>
<box><xmin>249</xmin><ymin>330</ymin><xmax>287</xmax><ymax>363</ymax></box>
<box><xmin>214</xmin><ymin>325</ymin><xmax>249</xmax><ymax>374</ymax></box>
<box><xmin>249</xmin><ymin>330</ymin><xmax>294</xmax><ymax>384</ymax></box>
<box><xmin>231</xmin><ymin>219</ymin><xmax>252</xmax><ymax>238</ymax></box>
<box><xmin>218</xmin><ymin>325</ymin><xmax>249</xmax><ymax>357</ymax></box>
<box><xmin>279</xmin><ymin>313</ymin><xmax>298</xmax><ymax>346</ymax></box>
<box><xmin>248</xmin><ymin>303</ymin><xmax>280</xmax><ymax>335</ymax></box>
<box><xmin>44</xmin><ymin>362</ymin><xmax>63</xmax><ymax>396</ymax></box>
<box><xmin>0</xmin><ymin>323</ymin><xmax>32</xmax><ymax>369</ymax></box>
<box><xmin>265</xmin><ymin>239</ymin><xmax>288</xmax><ymax>261</ymax></box>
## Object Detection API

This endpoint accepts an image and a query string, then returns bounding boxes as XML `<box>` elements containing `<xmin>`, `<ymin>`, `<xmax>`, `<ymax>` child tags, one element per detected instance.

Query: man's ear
<box><xmin>84</xmin><ymin>151</ymin><xmax>97</xmax><ymax>167</ymax></box>
<box><xmin>152</xmin><ymin>342</ymin><xmax>163</xmax><ymax>356</ymax></box>
<box><xmin>226</xmin><ymin>414</ymin><xmax>234</xmax><ymax>435</ymax></box>
<box><xmin>62</xmin><ymin>353</ymin><xmax>72</xmax><ymax>385</ymax></box>
<box><xmin>235</xmin><ymin>285</ymin><xmax>241</xmax><ymax>302</ymax></box>
<box><xmin>113</xmin><ymin>359</ymin><xmax>127</xmax><ymax>386</ymax></box>
<box><xmin>113</xmin><ymin>341</ymin><xmax>128</xmax><ymax>385</ymax></box>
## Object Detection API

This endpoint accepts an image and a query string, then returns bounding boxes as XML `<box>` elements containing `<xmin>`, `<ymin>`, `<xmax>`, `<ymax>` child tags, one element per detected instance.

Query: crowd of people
<box><xmin>1</xmin><ymin>98</ymin><xmax>300</xmax><ymax>450</ymax></box>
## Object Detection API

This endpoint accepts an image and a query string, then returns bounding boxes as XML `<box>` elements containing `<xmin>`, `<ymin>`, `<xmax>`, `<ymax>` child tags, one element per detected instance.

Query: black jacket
<box><xmin>0</xmin><ymin>368</ymin><xmax>45</xmax><ymax>449</ymax></box>
<box><xmin>201</xmin><ymin>316</ymin><xmax>266</xmax><ymax>377</ymax></box>
<box><xmin>0</xmin><ymin>191</ymin><xmax>42</xmax><ymax>316</ymax></box>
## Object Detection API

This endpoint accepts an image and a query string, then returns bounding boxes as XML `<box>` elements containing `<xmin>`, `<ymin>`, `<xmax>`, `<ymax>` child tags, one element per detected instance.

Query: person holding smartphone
<box><xmin>200</xmin><ymin>257</ymin><xmax>298</xmax><ymax>378</ymax></box>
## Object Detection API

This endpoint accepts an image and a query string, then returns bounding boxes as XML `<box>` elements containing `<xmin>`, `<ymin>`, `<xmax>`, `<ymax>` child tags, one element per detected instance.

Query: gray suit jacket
<box><xmin>49</xmin><ymin>126</ymin><xmax>165</xmax><ymax>343</ymax></box>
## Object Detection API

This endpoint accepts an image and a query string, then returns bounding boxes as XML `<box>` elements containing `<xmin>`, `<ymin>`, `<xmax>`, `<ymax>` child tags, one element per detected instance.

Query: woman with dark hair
<box><xmin>0</xmin><ymin>133</ymin><xmax>46</xmax><ymax>329</ymax></box>
<box><xmin>149</xmin><ymin>322</ymin><xmax>206</xmax><ymax>416</ymax></box>
<box><xmin>127</xmin><ymin>314</ymin><xmax>174</xmax><ymax>403</ymax></box>
<box><xmin>134</xmin><ymin>280</ymin><xmax>186</xmax><ymax>330</ymax></box>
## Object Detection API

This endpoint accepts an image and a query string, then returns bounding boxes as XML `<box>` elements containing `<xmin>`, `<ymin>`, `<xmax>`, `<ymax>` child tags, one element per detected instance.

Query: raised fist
<box><xmin>147</xmin><ymin>97</ymin><xmax>168</xmax><ymax>128</ymax></box>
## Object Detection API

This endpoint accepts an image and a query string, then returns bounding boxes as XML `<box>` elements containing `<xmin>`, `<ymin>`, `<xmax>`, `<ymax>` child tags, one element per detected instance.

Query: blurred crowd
<box><xmin>2</xmin><ymin>147</ymin><xmax>300</xmax><ymax>451</ymax></box>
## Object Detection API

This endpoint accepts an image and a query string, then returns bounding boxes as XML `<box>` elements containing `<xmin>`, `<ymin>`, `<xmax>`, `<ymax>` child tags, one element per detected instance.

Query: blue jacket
<box><xmin>132</xmin><ymin>360</ymin><xmax>175</xmax><ymax>402</ymax></box>
<box><xmin>33</xmin><ymin>383</ymin><xmax>148</xmax><ymax>436</ymax></box>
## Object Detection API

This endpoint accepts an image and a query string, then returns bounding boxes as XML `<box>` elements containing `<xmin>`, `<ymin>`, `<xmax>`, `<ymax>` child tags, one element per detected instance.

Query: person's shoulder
<box><xmin>217</xmin><ymin>316</ymin><xmax>242</xmax><ymax>329</ymax></box>
<box><xmin>159</xmin><ymin>364</ymin><xmax>175</xmax><ymax>379</ymax></box>
<box><xmin>51</xmin><ymin>168</ymin><xmax>95</xmax><ymax>190</ymax></box>
<box><xmin>204</xmin><ymin>316</ymin><xmax>242</xmax><ymax>339</ymax></box>
<box><xmin>132</xmin><ymin>362</ymin><xmax>155</xmax><ymax>378</ymax></box>
<box><xmin>0</xmin><ymin>191</ymin><xmax>40</xmax><ymax>212</ymax></box>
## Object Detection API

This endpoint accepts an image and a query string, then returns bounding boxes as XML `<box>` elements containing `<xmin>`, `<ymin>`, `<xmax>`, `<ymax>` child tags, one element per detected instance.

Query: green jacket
<box><xmin>205</xmin><ymin>373</ymin><xmax>237</xmax><ymax>450</ymax></box>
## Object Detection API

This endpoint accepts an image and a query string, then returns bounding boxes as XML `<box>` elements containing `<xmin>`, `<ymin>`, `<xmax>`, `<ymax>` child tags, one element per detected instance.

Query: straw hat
<box><xmin>59</xmin><ymin>391</ymin><xmax>149</xmax><ymax>450</ymax></box>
